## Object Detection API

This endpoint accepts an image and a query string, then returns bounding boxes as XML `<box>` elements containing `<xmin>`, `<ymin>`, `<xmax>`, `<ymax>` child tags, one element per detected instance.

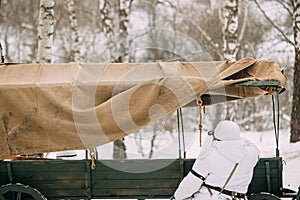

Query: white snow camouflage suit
<box><xmin>173</xmin><ymin>121</ymin><xmax>260</xmax><ymax>200</ymax></box>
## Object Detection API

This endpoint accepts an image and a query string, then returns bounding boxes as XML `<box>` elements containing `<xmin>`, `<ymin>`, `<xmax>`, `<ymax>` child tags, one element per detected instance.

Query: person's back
<box><xmin>173</xmin><ymin>121</ymin><xmax>260</xmax><ymax>200</ymax></box>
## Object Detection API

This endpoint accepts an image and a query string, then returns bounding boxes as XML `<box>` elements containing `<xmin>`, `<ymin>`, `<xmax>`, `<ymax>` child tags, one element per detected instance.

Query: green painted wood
<box><xmin>255</xmin><ymin>159</ymin><xmax>282</xmax><ymax>168</ymax></box>
<box><xmin>90</xmin><ymin>160</ymin><xmax>182</xmax><ymax>198</ymax></box>
<box><xmin>248</xmin><ymin>157</ymin><xmax>282</xmax><ymax>196</ymax></box>
<box><xmin>10</xmin><ymin>172</ymin><xmax>87</xmax><ymax>181</ymax></box>
<box><xmin>36</xmin><ymin>189</ymin><xmax>87</xmax><ymax>198</ymax></box>
<box><xmin>0</xmin><ymin>161</ymin><xmax>9</xmax><ymax>185</ymax></box>
<box><xmin>85</xmin><ymin>159</ymin><xmax>92</xmax><ymax>199</ymax></box>
<box><xmin>95</xmin><ymin>159</ymin><xmax>180</xmax><ymax>171</ymax></box>
<box><xmin>92</xmin><ymin>170</ymin><xmax>181</xmax><ymax>180</ymax></box>
<box><xmin>92</xmin><ymin>179</ymin><xmax>180</xmax><ymax>189</ymax></box>
<box><xmin>232</xmin><ymin>80</ymin><xmax>281</xmax><ymax>88</ymax></box>
<box><xmin>251</xmin><ymin>169</ymin><xmax>281</xmax><ymax>177</ymax></box>
<box><xmin>92</xmin><ymin>188</ymin><xmax>177</xmax><ymax>197</ymax></box>
<box><xmin>7</xmin><ymin>160</ymin><xmax>87</xmax><ymax>172</ymax></box>
<box><xmin>0</xmin><ymin>157</ymin><xmax>284</xmax><ymax>199</ymax></box>
<box><xmin>16</xmin><ymin>180</ymin><xmax>85</xmax><ymax>190</ymax></box>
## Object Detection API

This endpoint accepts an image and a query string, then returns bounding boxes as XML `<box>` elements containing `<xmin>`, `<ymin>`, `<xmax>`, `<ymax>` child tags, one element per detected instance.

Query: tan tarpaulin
<box><xmin>0</xmin><ymin>57</ymin><xmax>285</xmax><ymax>159</ymax></box>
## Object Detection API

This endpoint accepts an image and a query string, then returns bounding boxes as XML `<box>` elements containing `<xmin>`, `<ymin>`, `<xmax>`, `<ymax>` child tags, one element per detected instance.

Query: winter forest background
<box><xmin>0</xmin><ymin>0</ymin><xmax>300</xmax><ymax>160</ymax></box>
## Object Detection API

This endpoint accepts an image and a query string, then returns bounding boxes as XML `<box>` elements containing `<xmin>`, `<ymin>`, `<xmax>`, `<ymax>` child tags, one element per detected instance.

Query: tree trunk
<box><xmin>65</xmin><ymin>0</ymin><xmax>81</xmax><ymax>62</ymax></box>
<box><xmin>113</xmin><ymin>138</ymin><xmax>127</xmax><ymax>160</ymax></box>
<box><xmin>99</xmin><ymin>0</ymin><xmax>116</xmax><ymax>62</ymax></box>
<box><xmin>222</xmin><ymin>0</ymin><xmax>239</xmax><ymax>61</ymax></box>
<box><xmin>37</xmin><ymin>0</ymin><xmax>55</xmax><ymax>63</ymax></box>
<box><xmin>291</xmin><ymin>0</ymin><xmax>300</xmax><ymax>143</ymax></box>
<box><xmin>111</xmin><ymin>0</ymin><xmax>133</xmax><ymax>159</ymax></box>
<box><xmin>117</xmin><ymin>0</ymin><xmax>131</xmax><ymax>63</ymax></box>
<box><xmin>0</xmin><ymin>0</ymin><xmax>4</xmax><ymax>63</ymax></box>
<box><xmin>222</xmin><ymin>0</ymin><xmax>239</xmax><ymax>121</ymax></box>
<box><xmin>0</xmin><ymin>43</ymin><xmax>4</xmax><ymax>63</ymax></box>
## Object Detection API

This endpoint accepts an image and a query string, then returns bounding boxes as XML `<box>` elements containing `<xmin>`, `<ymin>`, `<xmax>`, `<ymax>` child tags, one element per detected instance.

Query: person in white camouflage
<box><xmin>172</xmin><ymin>120</ymin><xmax>260</xmax><ymax>200</ymax></box>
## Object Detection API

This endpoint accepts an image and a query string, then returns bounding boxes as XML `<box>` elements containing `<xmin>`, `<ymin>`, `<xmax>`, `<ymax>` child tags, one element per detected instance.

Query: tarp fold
<box><xmin>0</xmin><ymin>57</ymin><xmax>285</xmax><ymax>159</ymax></box>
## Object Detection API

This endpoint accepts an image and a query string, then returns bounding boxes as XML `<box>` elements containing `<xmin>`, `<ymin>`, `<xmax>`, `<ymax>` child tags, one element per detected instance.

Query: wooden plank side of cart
<box><xmin>0</xmin><ymin>160</ymin><xmax>90</xmax><ymax>199</ymax></box>
<box><xmin>0</xmin><ymin>157</ymin><xmax>283</xmax><ymax>199</ymax></box>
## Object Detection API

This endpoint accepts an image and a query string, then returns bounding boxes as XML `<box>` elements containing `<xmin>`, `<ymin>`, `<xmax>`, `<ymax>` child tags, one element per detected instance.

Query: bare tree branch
<box><xmin>274</xmin><ymin>0</ymin><xmax>293</xmax><ymax>16</ymax></box>
<box><xmin>238</xmin><ymin>1</ymin><xmax>249</xmax><ymax>43</ymax></box>
<box><xmin>253</xmin><ymin>0</ymin><xmax>294</xmax><ymax>45</ymax></box>
<box><xmin>264</xmin><ymin>0</ymin><xmax>293</xmax><ymax>16</ymax></box>
<box><xmin>178</xmin><ymin>13</ymin><xmax>224</xmax><ymax>60</ymax></box>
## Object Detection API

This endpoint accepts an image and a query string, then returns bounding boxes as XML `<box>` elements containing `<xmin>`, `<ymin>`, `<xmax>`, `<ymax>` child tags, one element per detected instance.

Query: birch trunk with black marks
<box><xmin>65</xmin><ymin>0</ymin><xmax>81</xmax><ymax>62</ymax></box>
<box><xmin>117</xmin><ymin>0</ymin><xmax>131</xmax><ymax>63</ymax></box>
<box><xmin>99</xmin><ymin>0</ymin><xmax>116</xmax><ymax>62</ymax></box>
<box><xmin>99</xmin><ymin>0</ymin><xmax>127</xmax><ymax>159</ymax></box>
<box><xmin>222</xmin><ymin>0</ymin><xmax>239</xmax><ymax>61</ymax></box>
<box><xmin>37</xmin><ymin>0</ymin><xmax>55</xmax><ymax>63</ymax></box>
<box><xmin>0</xmin><ymin>0</ymin><xmax>4</xmax><ymax>63</ymax></box>
<box><xmin>111</xmin><ymin>0</ymin><xmax>132</xmax><ymax>159</ymax></box>
<box><xmin>222</xmin><ymin>0</ymin><xmax>239</xmax><ymax>121</ymax></box>
<box><xmin>113</xmin><ymin>138</ymin><xmax>127</xmax><ymax>160</ymax></box>
<box><xmin>0</xmin><ymin>43</ymin><xmax>3</xmax><ymax>63</ymax></box>
<box><xmin>291</xmin><ymin>0</ymin><xmax>300</xmax><ymax>142</ymax></box>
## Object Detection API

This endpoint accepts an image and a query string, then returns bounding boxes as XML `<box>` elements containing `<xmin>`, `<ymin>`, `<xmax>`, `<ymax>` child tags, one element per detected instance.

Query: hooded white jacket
<box><xmin>174</xmin><ymin>138</ymin><xmax>259</xmax><ymax>200</ymax></box>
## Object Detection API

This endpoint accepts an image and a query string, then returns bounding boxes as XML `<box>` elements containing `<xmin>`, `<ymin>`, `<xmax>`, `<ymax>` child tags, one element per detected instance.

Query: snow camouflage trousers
<box><xmin>210</xmin><ymin>195</ymin><xmax>246</xmax><ymax>200</ymax></box>
<box><xmin>186</xmin><ymin>188</ymin><xmax>247</xmax><ymax>200</ymax></box>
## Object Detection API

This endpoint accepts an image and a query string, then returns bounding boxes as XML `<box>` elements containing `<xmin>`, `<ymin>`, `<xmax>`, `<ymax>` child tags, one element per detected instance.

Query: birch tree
<box><xmin>99</xmin><ymin>0</ymin><xmax>116</xmax><ymax>62</ymax></box>
<box><xmin>222</xmin><ymin>0</ymin><xmax>239</xmax><ymax>121</ymax></box>
<box><xmin>0</xmin><ymin>43</ymin><xmax>4</xmax><ymax>63</ymax></box>
<box><xmin>291</xmin><ymin>0</ymin><xmax>300</xmax><ymax>142</ymax></box>
<box><xmin>99</xmin><ymin>0</ymin><xmax>126</xmax><ymax>159</ymax></box>
<box><xmin>99</xmin><ymin>0</ymin><xmax>133</xmax><ymax>159</ymax></box>
<box><xmin>252</xmin><ymin>0</ymin><xmax>297</xmax><ymax>142</ymax></box>
<box><xmin>1</xmin><ymin>0</ymin><xmax>7</xmax><ymax>63</ymax></box>
<box><xmin>37</xmin><ymin>0</ymin><xmax>55</xmax><ymax>63</ymax></box>
<box><xmin>0</xmin><ymin>0</ymin><xmax>3</xmax><ymax>63</ymax></box>
<box><xmin>222</xmin><ymin>0</ymin><xmax>239</xmax><ymax>61</ymax></box>
<box><xmin>222</xmin><ymin>0</ymin><xmax>259</xmax><ymax>126</ymax></box>
<box><xmin>117</xmin><ymin>0</ymin><xmax>132</xmax><ymax>62</ymax></box>
<box><xmin>112</xmin><ymin>0</ymin><xmax>133</xmax><ymax>159</ymax></box>
<box><xmin>65</xmin><ymin>0</ymin><xmax>82</xmax><ymax>62</ymax></box>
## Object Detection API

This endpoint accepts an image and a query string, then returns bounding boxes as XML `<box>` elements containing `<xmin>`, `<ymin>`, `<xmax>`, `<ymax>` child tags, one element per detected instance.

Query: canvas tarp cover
<box><xmin>0</xmin><ymin>57</ymin><xmax>285</xmax><ymax>159</ymax></box>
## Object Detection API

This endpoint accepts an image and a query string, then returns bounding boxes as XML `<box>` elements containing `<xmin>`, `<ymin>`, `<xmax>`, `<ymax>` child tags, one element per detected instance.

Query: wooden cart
<box><xmin>1</xmin><ymin>81</ymin><xmax>299</xmax><ymax>200</ymax></box>
<box><xmin>1</xmin><ymin>157</ymin><xmax>298</xmax><ymax>200</ymax></box>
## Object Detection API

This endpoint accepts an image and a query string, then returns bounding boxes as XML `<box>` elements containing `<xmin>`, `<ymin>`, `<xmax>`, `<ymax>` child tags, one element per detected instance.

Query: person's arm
<box><xmin>174</xmin><ymin>159</ymin><xmax>209</xmax><ymax>200</ymax></box>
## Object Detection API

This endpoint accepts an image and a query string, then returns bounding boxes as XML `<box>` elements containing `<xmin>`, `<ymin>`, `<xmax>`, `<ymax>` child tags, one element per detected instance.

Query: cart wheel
<box><xmin>0</xmin><ymin>183</ymin><xmax>46</xmax><ymax>200</ymax></box>
<box><xmin>248</xmin><ymin>192</ymin><xmax>281</xmax><ymax>200</ymax></box>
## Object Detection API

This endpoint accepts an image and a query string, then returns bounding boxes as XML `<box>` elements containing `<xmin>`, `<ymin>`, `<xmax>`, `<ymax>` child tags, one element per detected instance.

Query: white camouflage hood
<box><xmin>198</xmin><ymin>121</ymin><xmax>247</xmax><ymax>163</ymax></box>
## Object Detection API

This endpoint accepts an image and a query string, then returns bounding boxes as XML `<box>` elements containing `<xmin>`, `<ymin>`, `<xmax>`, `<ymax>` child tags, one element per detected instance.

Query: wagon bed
<box><xmin>1</xmin><ymin>157</ymin><xmax>295</xmax><ymax>200</ymax></box>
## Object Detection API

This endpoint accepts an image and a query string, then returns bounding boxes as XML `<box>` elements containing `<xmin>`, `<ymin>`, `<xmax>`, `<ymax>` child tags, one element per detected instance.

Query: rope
<box><xmin>197</xmin><ymin>97</ymin><xmax>203</xmax><ymax>147</ymax></box>
<box><xmin>220</xmin><ymin>163</ymin><xmax>239</xmax><ymax>194</ymax></box>
<box><xmin>90</xmin><ymin>150</ymin><xmax>96</xmax><ymax>170</ymax></box>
